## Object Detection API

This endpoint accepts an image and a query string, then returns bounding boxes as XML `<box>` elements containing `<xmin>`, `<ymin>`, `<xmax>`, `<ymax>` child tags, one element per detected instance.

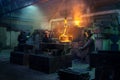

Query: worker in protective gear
<box><xmin>79</xmin><ymin>30</ymin><xmax>95</xmax><ymax>70</ymax></box>
<box><xmin>80</xmin><ymin>30</ymin><xmax>95</xmax><ymax>52</ymax></box>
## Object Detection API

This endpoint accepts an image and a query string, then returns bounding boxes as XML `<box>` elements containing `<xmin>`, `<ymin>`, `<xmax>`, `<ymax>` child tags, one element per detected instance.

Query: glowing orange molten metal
<box><xmin>59</xmin><ymin>19</ymin><xmax>73</xmax><ymax>42</ymax></box>
<box><xmin>59</xmin><ymin>34</ymin><xmax>73</xmax><ymax>42</ymax></box>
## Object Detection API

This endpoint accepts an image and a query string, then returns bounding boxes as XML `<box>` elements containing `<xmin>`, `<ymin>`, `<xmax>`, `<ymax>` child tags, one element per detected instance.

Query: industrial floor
<box><xmin>0</xmin><ymin>49</ymin><xmax>95</xmax><ymax>80</ymax></box>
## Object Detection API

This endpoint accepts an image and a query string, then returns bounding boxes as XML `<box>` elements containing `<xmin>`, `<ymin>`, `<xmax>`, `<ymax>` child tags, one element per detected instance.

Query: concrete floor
<box><xmin>0</xmin><ymin>49</ymin><xmax>95</xmax><ymax>80</ymax></box>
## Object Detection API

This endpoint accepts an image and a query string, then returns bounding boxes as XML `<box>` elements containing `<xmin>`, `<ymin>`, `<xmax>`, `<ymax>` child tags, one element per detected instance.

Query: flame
<box><xmin>55</xmin><ymin>1</ymin><xmax>91</xmax><ymax>42</ymax></box>
<box><xmin>72</xmin><ymin>1</ymin><xmax>91</xmax><ymax>27</ymax></box>
<box><xmin>74</xmin><ymin>20</ymin><xmax>80</xmax><ymax>26</ymax></box>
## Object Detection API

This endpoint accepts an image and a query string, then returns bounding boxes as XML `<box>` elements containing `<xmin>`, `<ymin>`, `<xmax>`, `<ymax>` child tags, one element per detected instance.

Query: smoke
<box><xmin>70</xmin><ymin>0</ymin><xmax>91</xmax><ymax>27</ymax></box>
<box><xmin>18</xmin><ymin>5</ymin><xmax>50</xmax><ymax>31</ymax></box>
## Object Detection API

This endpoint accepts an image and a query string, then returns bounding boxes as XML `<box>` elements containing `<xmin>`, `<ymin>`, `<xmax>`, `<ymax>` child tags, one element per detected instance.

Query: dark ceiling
<box><xmin>0</xmin><ymin>0</ymin><xmax>120</xmax><ymax>18</ymax></box>
<box><xmin>0</xmin><ymin>0</ymin><xmax>120</xmax><ymax>31</ymax></box>
<box><xmin>0</xmin><ymin>0</ymin><xmax>48</xmax><ymax>17</ymax></box>
<box><xmin>0</xmin><ymin>0</ymin><xmax>120</xmax><ymax>15</ymax></box>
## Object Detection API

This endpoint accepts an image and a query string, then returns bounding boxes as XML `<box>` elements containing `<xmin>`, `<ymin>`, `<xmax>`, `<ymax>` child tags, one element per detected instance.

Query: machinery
<box><xmin>87</xmin><ymin>9</ymin><xmax>120</xmax><ymax>80</ymax></box>
<box><xmin>90</xmin><ymin>51</ymin><xmax>120</xmax><ymax>80</ymax></box>
<box><xmin>82</xmin><ymin>9</ymin><xmax>120</xmax><ymax>51</ymax></box>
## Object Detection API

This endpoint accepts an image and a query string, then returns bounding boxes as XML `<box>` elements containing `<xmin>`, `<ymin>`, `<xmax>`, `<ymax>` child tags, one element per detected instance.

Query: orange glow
<box><xmin>74</xmin><ymin>20</ymin><xmax>80</xmax><ymax>26</ymax></box>
<box><xmin>53</xmin><ymin>1</ymin><xmax>92</xmax><ymax>42</ymax></box>
<box><xmin>59</xmin><ymin>19</ymin><xmax>73</xmax><ymax>42</ymax></box>
<box><xmin>72</xmin><ymin>1</ymin><xmax>91</xmax><ymax>27</ymax></box>
<box><xmin>59</xmin><ymin>34</ymin><xmax>73</xmax><ymax>42</ymax></box>
<box><xmin>64</xmin><ymin>19</ymin><xmax>67</xmax><ymax>25</ymax></box>
<box><xmin>72</xmin><ymin>3</ymin><xmax>83</xmax><ymax>26</ymax></box>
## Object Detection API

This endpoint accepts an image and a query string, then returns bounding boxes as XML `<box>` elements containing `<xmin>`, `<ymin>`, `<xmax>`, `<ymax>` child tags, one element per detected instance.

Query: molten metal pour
<box><xmin>59</xmin><ymin>18</ymin><xmax>73</xmax><ymax>42</ymax></box>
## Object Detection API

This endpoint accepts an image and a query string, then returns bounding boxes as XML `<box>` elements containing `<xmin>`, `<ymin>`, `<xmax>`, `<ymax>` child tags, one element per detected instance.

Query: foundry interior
<box><xmin>0</xmin><ymin>0</ymin><xmax>120</xmax><ymax>80</ymax></box>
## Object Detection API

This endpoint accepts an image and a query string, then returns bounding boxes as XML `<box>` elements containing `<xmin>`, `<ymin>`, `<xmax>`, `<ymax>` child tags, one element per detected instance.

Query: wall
<box><xmin>0</xmin><ymin>27</ymin><xmax>19</xmax><ymax>49</ymax></box>
<box><xmin>0</xmin><ymin>27</ymin><xmax>7</xmax><ymax>48</ymax></box>
<box><xmin>6</xmin><ymin>31</ymin><xmax>19</xmax><ymax>48</ymax></box>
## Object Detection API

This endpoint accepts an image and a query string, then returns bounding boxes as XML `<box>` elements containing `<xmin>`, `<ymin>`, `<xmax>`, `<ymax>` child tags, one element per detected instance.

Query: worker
<box><xmin>80</xmin><ymin>30</ymin><xmax>95</xmax><ymax>52</ymax></box>
<box><xmin>79</xmin><ymin>29</ymin><xmax>95</xmax><ymax>70</ymax></box>
<box><xmin>25</xmin><ymin>33</ymin><xmax>34</xmax><ymax>53</ymax></box>
<box><xmin>42</xmin><ymin>30</ymin><xmax>52</xmax><ymax>43</ymax></box>
<box><xmin>17</xmin><ymin>31</ymin><xmax>27</xmax><ymax>52</ymax></box>
<box><xmin>33</xmin><ymin>30</ymin><xmax>41</xmax><ymax>54</ymax></box>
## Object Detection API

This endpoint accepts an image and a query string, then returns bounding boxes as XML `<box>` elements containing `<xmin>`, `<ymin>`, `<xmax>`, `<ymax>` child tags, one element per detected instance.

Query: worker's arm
<box><xmin>79</xmin><ymin>38</ymin><xmax>94</xmax><ymax>50</ymax></box>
